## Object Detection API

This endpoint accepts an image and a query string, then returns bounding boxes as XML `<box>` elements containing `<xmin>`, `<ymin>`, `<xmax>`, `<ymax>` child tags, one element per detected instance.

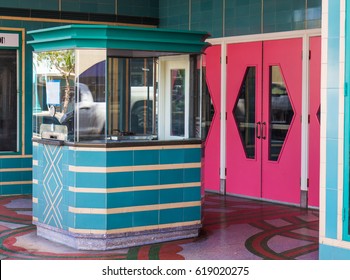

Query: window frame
<box><xmin>0</xmin><ymin>30</ymin><xmax>21</xmax><ymax>155</ymax></box>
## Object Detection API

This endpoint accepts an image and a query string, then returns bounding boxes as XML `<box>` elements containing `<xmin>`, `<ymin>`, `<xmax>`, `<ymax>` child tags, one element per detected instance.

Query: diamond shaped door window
<box><xmin>317</xmin><ymin>105</ymin><xmax>321</xmax><ymax>124</ymax></box>
<box><xmin>233</xmin><ymin>67</ymin><xmax>256</xmax><ymax>159</ymax></box>
<box><xmin>269</xmin><ymin>66</ymin><xmax>294</xmax><ymax>161</ymax></box>
<box><xmin>201</xmin><ymin>69</ymin><xmax>215</xmax><ymax>140</ymax></box>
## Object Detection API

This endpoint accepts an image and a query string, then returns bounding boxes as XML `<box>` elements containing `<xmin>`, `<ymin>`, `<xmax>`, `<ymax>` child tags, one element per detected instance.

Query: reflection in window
<box><xmin>269</xmin><ymin>66</ymin><xmax>294</xmax><ymax>161</ymax></box>
<box><xmin>171</xmin><ymin>69</ymin><xmax>185</xmax><ymax>137</ymax></box>
<box><xmin>33</xmin><ymin>49</ymin><xmax>108</xmax><ymax>142</ymax></box>
<box><xmin>201</xmin><ymin>65</ymin><xmax>215</xmax><ymax>140</ymax></box>
<box><xmin>233</xmin><ymin>67</ymin><xmax>256</xmax><ymax>159</ymax></box>
<box><xmin>108</xmin><ymin>57</ymin><xmax>156</xmax><ymax>137</ymax></box>
<box><xmin>317</xmin><ymin>105</ymin><xmax>321</xmax><ymax>124</ymax></box>
<box><xmin>189</xmin><ymin>55</ymin><xmax>201</xmax><ymax>139</ymax></box>
<box><xmin>0</xmin><ymin>49</ymin><xmax>17</xmax><ymax>151</ymax></box>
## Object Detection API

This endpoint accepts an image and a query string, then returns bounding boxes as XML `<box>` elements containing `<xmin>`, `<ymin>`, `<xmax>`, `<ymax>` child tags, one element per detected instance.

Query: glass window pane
<box><xmin>108</xmin><ymin>57</ymin><xmax>156</xmax><ymax>138</ymax></box>
<box><xmin>75</xmin><ymin>49</ymin><xmax>106</xmax><ymax>141</ymax></box>
<box><xmin>269</xmin><ymin>66</ymin><xmax>294</xmax><ymax>161</ymax></box>
<box><xmin>33</xmin><ymin>50</ymin><xmax>75</xmax><ymax>141</ymax></box>
<box><xmin>171</xmin><ymin>69</ymin><xmax>185</xmax><ymax>137</ymax></box>
<box><xmin>0</xmin><ymin>49</ymin><xmax>17</xmax><ymax>151</ymax></box>
<box><xmin>233</xmin><ymin>67</ymin><xmax>256</xmax><ymax>159</ymax></box>
<box><xmin>201</xmin><ymin>64</ymin><xmax>214</xmax><ymax>140</ymax></box>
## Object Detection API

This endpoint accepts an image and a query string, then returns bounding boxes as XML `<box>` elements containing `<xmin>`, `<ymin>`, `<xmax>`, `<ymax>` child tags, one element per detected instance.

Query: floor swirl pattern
<box><xmin>0</xmin><ymin>193</ymin><xmax>319</xmax><ymax>260</ymax></box>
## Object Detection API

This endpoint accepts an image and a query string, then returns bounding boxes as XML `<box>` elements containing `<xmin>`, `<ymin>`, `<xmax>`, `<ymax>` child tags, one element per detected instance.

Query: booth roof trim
<box><xmin>27</xmin><ymin>24</ymin><xmax>210</xmax><ymax>54</ymax></box>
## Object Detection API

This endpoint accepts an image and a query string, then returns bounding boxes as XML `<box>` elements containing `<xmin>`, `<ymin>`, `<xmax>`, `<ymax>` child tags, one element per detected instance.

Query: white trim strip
<box><xmin>320</xmin><ymin>237</ymin><xmax>350</xmax><ymax>250</ymax></box>
<box><xmin>68</xmin><ymin>144</ymin><xmax>201</xmax><ymax>152</ymax></box>
<box><xmin>69</xmin><ymin>162</ymin><xmax>201</xmax><ymax>173</ymax></box>
<box><xmin>207</xmin><ymin>29</ymin><xmax>322</xmax><ymax>45</ymax></box>
<box><xmin>69</xmin><ymin>201</ymin><xmax>201</xmax><ymax>215</ymax></box>
<box><xmin>69</xmin><ymin>182</ymin><xmax>201</xmax><ymax>193</ymax></box>
<box><xmin>68</xmin><ymin>220</ymin><xmax>201</xmax><ymax>235</ymax></box>
<box><xmin>0</xmin><ymin>168</ymin><xmax>32</xmax><ymax>172</ymax></box>
<box><xmin>0</xmin><ymin>180</ymin><xmax>32</xmax><ymax>186</ymax></box>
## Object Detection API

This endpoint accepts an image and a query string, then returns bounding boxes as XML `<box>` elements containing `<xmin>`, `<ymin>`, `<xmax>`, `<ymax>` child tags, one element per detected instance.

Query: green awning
<box><xmin>27</xmin><ymin>24</ymin><xmax>210</xmax><ymax>54</ymax></box>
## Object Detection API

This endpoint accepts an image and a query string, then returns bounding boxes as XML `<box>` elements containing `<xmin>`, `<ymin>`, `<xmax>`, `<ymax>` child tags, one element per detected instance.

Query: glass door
<box><xmin>226</xmin><ymin>41</ymin><xmax>262</xmax><ymax>198</ymax></box>
<box><xmin>226</xmin><ymin>38</ymin><xmax>302</xmax><ymax>205</ymax></box>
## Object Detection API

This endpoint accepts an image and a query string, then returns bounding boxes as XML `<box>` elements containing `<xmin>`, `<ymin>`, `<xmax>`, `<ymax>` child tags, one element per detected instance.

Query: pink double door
<box><xmin>226</xmin><ymin>38</ymin><xmax>303</xmax><ymax>204</ymax></box>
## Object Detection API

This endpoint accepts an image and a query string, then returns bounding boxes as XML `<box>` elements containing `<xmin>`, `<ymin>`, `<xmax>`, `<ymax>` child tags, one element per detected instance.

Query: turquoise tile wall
<box><xmin>191</xmin><ymin>0</ymin><xmax>223</xmax><ymax>36</ymax></box>
<box><xmin>0</xmin><ymin>0</ymin><xmax>58</xmax><ymax>10</ymax></box>
<box><xmin>225</xmin><ymin>0</ymin><xmax>262</xmax><ymax>36</ymax></box>
<box><xmin>159</xmin><ymin>0</ymin><xmax>190</xmax><ymax>30</ymax></box>
<box><xmin>118</xmin><ymin>0</ymin><xmax>158</xmax><ymax>18</ymax></box>
<box><xmin>345</xmin><ymin>0</ymin><xmax>350</xmax><ymax>242</ymax></box>
<box><xmin>34</xmin><ymin>142</ymin><xmax>202</xmax><ymax>233</ymax></box>
<box><xmin>159</xmin><ymin>0</ymin><xmax>322</xmax><ymax>38</ymax></box>
<box><xmin>325</xmin><ymin>0</ymin><xmax>340</xmax><ymax>241</ymax></box>
<box><xmin>0</xmin><ymin>0</ymin><xmax>158</xmax><ymax>17</ymax></box>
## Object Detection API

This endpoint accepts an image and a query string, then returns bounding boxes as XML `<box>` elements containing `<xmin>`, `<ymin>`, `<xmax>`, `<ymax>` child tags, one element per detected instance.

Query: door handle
<box><xmin>262</xmin><ymin>122</ymin><xmax>266</xmax><ymax>140</ymax></box>
<box><xmin>256</xmin><ymin>122</ymin><xmax>261</xmax><ymax>139</ymax></box>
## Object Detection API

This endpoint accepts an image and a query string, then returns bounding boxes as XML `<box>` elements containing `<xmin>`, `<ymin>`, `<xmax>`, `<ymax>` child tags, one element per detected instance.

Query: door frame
<box><xmin>207</xmin><ymin>29</ymin><xmax>321</xmax><ymax>207</ymax></box>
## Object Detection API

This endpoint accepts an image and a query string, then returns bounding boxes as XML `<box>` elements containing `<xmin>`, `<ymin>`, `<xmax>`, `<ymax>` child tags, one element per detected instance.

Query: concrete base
<box><xmin>35</xmin><ymin>222</ymin><xmax>201</xmax><ymax>251</ymax></box>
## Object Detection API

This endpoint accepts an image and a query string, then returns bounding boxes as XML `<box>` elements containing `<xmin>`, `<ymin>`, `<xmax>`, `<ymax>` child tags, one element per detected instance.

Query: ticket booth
<box><xmin>28</xmin><ymin>25</ymin><xmax>209</xmax><ymax>250</ymax></box>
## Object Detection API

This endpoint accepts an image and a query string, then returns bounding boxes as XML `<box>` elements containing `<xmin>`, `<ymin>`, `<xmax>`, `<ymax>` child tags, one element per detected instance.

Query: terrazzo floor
<box><xmin>0</xmin><ymin>193</ymin><xmax>319</xmax><ymax>260</ymax></box>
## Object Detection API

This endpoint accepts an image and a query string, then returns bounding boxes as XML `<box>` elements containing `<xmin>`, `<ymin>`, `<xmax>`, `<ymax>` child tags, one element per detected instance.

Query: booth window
<box><xmin>33</xmin><ymin>49</ymin><xmax>107</xmax><ymax>142</ymax></box>
<box><xmin>33</xmin><ymin>50</ymin><xmax>203</xmax><ymax>143</ymax></box>
<box><xmin>0</xmin><ymin>49</ymin><xmax>18</xmax><ymax>152</ymax></box>
<box><xmin>108</xmin><ymin>57</ymin><xmax>156</xmax><ymax>137</ymax></box>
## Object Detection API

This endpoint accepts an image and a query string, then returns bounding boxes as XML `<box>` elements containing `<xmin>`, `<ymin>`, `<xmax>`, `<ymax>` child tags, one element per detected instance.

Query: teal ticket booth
<box><xmin>28</xmin><ymin>25</ymin><xmax>209</xmax><ymax>250</ymax></box>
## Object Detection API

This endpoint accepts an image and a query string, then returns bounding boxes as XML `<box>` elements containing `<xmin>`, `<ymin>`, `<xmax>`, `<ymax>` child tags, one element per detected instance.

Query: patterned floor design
<box><xmin>0</xmin><ymin>193</ymin><xmax>319</xmax><ymax>260</ymax></box>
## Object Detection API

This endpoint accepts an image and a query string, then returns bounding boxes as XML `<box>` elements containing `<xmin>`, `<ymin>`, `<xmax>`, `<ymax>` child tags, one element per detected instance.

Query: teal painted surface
<box><xmin>107</xmin><ymin>151</ymin><xmax>134</xmax><ymax>166</ymax></box>
<box><xmin>0</xmin><ymin>0</ymin><xmax>158</xmax><ymax>17</ymax></box>
<box><xmin>225</xmin><ymin>0</ymin><xmax>262</xmax><ymax>36</ymax></box>
<box><xmin>160</xmin><ymin>169</ymin><xmax>184</xmax><ymax>184</ymax></box>
<box><xmin>191</xmin><ymin>0</ymin><xmax>223</xmax><ymax>36</ymax></box>
<box><xmin>159</xmin><ymin>0</ymin><xmax>189</xmax><ymax>31</ymax></box>
<box><xmin>325</xmin><ymin>0</ymin><xmax>340</xmax><ymax>241</ymax></box>
<box><xmin>183</xmin><ymin>187</ymin><xmax>201</xmax><ymax>201</ymax></box>
<box><xmin>107</xmin><ymin>172</ymin><xmax>134</xmax><ymax>188</ymax></box>
<box><xmin>133</xmin><ymin>210</ymin><xmax>158</xmax><ymax>227</ymax></box>
<box><xmin>319</xmin><ymin>244</ymin><xmax>350</xmax><ymax>260</ymax></box>
<box><xmin>75</xmin><ymin>213</ymin><xmax>107</xmax><ymax>229</ymax></box>
<box><xmin>134</xmin><ymin>170</ymin><xmax>160</xmax><ymax>186</ymax></box>
<box><xmin>74</xmin><ymin>193</ymin><xmax>107</xmax><ymax>208</ymax></box>
<box><xmin>74</xmin><ymin>172</ymin><xmax>107</xmax><ymax>188</ymax></box>
<box><xmin>27</xmin><ymin>25</ymin><xmax>209</xmax><ymax>54</ymax></box>
<box><xmin>159</xmin><ymin>208</ymin><xmax>184</xmax><ymax>224</ymax></box>
<box><xmin>160</xmin><ymin>188</ymin><xmax>183</xmax><ymax>204</ymax></box>
<box><xmin>344</xmin><ymin>0</ymin><xmax>350</xmax><ymax>241</ymax></box>
<box><xmin>184</xmin><ymin>168</ymin><xmax>201</xmax><ymax>182</ymax></box>
<box><xmin>33</xmin><ymin>142</ymin><xmax>201</xmax><ymax>232</ymax></box>
<box><xmin>35</xmin><ymin>144</ymin><xmax>67</xmax><ymax>229</ymax></box>
<box><xmin>184</xmin><ymin>206</ymin><xmax>201</xmax><ymax>222</ymax></box>
<box><xmin>134</xmin><ymin>150</ymin><xmax>159</xmax><ymax>165</ymax></box>
<box><xmin>107</xmin><ymin>213</ymin><xmax>133</xmax><ymax>230</ymax></box>
<box><xmin>118</xmin><ymin>0</ymin><xmax>158</xmax><ymax>18</ymax></box>
<box><xmin>0</xmin><ymin>0</ymin><xmax>58</xmax><ymax>10</ymax></box>
<box><xmin>159</xmin><ymin>0</ymin><xmax>322</xmax><ymax>38</ymax></box>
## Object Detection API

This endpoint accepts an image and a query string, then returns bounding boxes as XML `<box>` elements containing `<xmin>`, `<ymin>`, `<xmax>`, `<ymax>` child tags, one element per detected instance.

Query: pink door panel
<box><xmin>226</xmin><ymin>42</ymin><xmax>262</xmax><ymax>197</ymax></box>
<box><xmin>308</xmin><ymin>36</ymin><xmax>321</xmax><ymax>207</ymax></box>
<box><xmin>262</xmin><ymin>38</ymin><xmax>302</xmax><ymax>204</ymax></box>
<box><xmin>203</xmin><ymin>45</ymin><xmax>221</xmax><ymax>192</ymax></box>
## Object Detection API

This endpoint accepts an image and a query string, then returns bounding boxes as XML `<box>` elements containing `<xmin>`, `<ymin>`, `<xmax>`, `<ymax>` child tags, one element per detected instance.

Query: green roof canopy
<box><xmin>27</xmin><ymin>24</ymin><xmax>210</xmax><ymax>54</ymax></box>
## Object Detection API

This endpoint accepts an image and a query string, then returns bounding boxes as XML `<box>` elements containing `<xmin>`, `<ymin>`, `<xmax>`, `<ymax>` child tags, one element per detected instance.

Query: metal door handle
<box><xmin>262</xmin><ymin>122</ymin><xmax>266</xmax><ymax>140</ymax></box>
<box><xmin>256</xmin><ymin>122</ymin><xmax>261</xmax><ymax>139</ymax></box>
